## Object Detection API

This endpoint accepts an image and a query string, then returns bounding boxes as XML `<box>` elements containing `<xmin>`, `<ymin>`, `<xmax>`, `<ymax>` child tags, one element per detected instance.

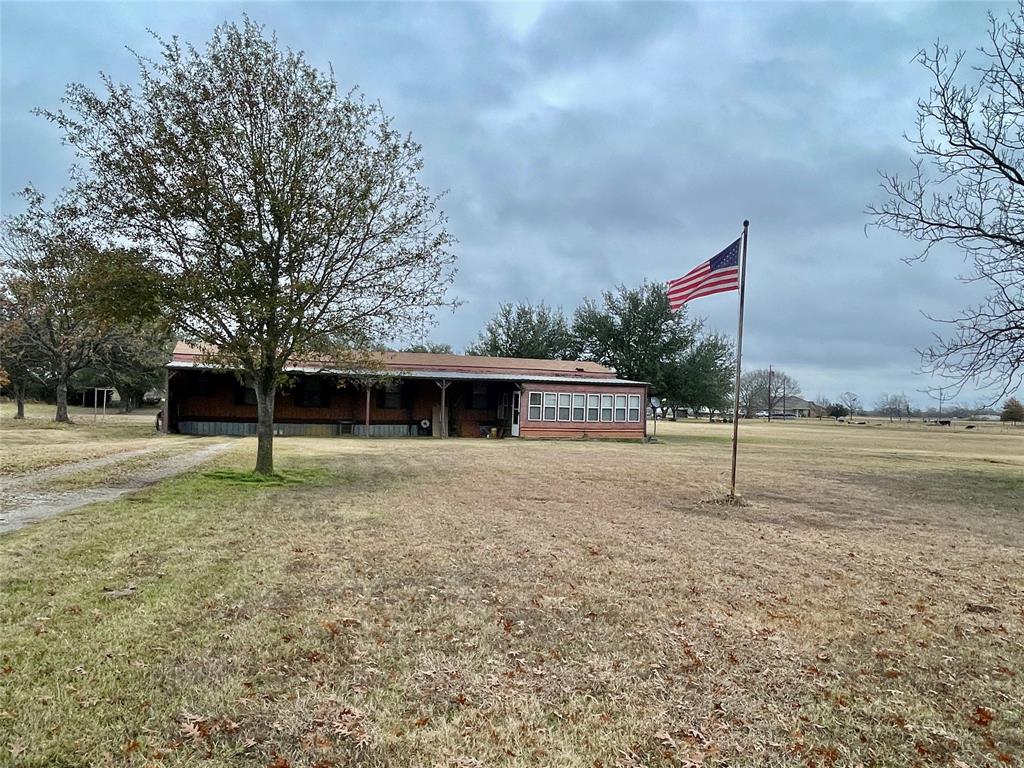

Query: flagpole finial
<box><xmin>743</xmin><ymin>219</ymin><xmax>749</xmax><ymax>228</ymax></box>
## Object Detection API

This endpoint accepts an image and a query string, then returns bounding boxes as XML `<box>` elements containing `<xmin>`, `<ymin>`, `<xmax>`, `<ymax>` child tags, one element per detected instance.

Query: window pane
<box><xmin>572</xmin><ymin>394</ymin><xmax>586</xmax><ymax>421</ymax></box>
<box><xmin>529</xmin><ymin>392</ymin><xmax>542</xmax><ymax>405</ymax></box>
<box><xmin>471</xmin><ymin>382</ymin><xmax>489</xmax><ymax>410</ymax></box>
<box><xmin>557</xmin><ymin>393</ymin><xmax>571</xmax><ymax>421</ymax></box>
<box><xmin>614</xmin><ymin>395</ymin><xmax>627</xmax><ymax>421</ymax></box>
<box><xmin>587</xmin><ymin>394</ymin><xmax>600</xmax><ymax>421</ymax></box>
<box><xmin>601</xmin><ymin>394</ymin><xmax>613</xmax><ymax>422</ymax></box>
<box><xmin>628</xmin><ymin>395</ymin><xmax>641</xmax><ymax>422</ymax></box>
<box><xmin>543</xmin><ymin>392</ymin><xmax>557</xmax><ymax>420</ymax></box>
<box><xmin>529</xmin><ymin>404</ymin><xmax>542</xmax><ymax>420</ymax></box>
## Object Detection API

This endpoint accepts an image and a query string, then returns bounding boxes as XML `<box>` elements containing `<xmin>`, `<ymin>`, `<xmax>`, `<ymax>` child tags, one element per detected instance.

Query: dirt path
<box><xmin>0</xmin><ymin>442</ymin><xmax>233</xmax><ymax>534</ymax></box>
<box><xmin>2</xmin><ymin>445</ymin><xmax>166</xmax><ymax>490</ymax></box>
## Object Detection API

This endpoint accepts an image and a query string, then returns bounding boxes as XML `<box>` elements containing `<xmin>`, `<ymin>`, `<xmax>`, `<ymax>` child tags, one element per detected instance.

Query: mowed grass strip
<box><xmin>1</xmin><ymin>423</ymin><xmax>1022</xmax><ymax>767</ymax></box>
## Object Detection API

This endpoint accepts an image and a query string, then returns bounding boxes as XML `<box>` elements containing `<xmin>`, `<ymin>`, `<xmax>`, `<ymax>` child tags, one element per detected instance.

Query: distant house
<box><xmin>778</xmin><ymin>396</ymin><xmax>815</xmax><ymax>418</ymax></box>
<box><xmin>163</xmin><ymin>342</ymin><xmax>648</xmax><ymax>440</ymax></box>
<box><xmin>756</xmin><ymin>396</ymin><xmax>816</xmax><ymax>419</ymax></box>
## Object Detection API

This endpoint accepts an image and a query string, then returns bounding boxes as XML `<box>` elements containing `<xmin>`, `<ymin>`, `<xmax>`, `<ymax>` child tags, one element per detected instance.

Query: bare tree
<box><xmin>840</xmin><ymin>391</ymin><xmax>861</xmax><ymax>418</ymax></box>
<box><xmin>739</xmin><ymin>367</ymin><xmax>801</xmax><ymax>417</ymax></box>
<box><xmin>869</xmin><ymin>3</ymin><xmax>1024</xmax><ymax>400</ymax></box>
<box><xmin>44</xmin><ymin>19</ymin><xmax>456</xmax><ymax>473</ymax></box>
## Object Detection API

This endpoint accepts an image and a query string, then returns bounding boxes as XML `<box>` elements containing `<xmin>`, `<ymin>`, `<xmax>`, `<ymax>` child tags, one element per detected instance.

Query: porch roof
<box><xmin>168</xmin><ymin>342</ymin><xmax>647</xmax><ymax>386</ymax></box>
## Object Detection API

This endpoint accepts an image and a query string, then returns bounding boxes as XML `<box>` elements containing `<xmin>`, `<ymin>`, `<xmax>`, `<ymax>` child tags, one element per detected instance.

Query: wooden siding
<box><xmin>517</xmin><ymin>382</ymin><xmax>647</xmax><ymax>440</ymax></box>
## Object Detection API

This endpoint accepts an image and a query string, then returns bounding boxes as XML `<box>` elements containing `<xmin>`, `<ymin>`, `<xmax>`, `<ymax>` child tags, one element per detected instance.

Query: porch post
<box><xmin>162</xmin><ymin>369</ymin><xmax>171</xmax><ymax>433</ymax></box>
<box><xmin>440</xmin><ymin>380</ymin><xmax>447</xmax><ymax>438</ymax></box>
<box><xmin>364</xmin><ymin>385</ymin><xmax>371</xmax><ymax>436</ymax></box>
<box><xmin>435</xmin><ymin>379</ymin><xmax>450</xmax><ymax>438</ymax></box>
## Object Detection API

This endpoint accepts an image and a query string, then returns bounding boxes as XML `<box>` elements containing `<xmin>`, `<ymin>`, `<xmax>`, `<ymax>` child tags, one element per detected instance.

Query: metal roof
<box><xmin>166</xmin><ymin>360</ymin><xmax>647</xmax><ymax>387</ymax></box>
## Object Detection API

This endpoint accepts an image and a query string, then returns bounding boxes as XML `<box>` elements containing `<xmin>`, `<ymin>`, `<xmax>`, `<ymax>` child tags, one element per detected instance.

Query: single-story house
<box><xmin>163</xmin><ymin>342</ymin><xmax>648</xmax><ymax>440</ymax></box>
<box><xmin>776</xmin><ymin>396</ymin><xmax>815</xmax><ymax>418</ymax></box>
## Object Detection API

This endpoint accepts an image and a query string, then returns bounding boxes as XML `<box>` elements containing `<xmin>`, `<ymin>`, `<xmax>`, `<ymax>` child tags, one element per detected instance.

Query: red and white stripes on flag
<box><xmin>667</xmin><ymin>236</ymin><xmax>742</xmax><ymax>311</ymax></box>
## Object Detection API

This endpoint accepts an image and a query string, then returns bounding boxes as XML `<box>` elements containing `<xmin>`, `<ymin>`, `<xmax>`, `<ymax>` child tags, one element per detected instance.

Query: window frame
<box><xmin>528</xmin><ymin>391</ymin><xmax>542</xmax><ymax>421</ymax></box>
<box><xmin>600</xmin><ymin>394</ymin><xmax>613</xmax><ymax>422</ymax></box>
<box><xmin>557</xmin><ymin>393</ymin><xmax>572</xmax><ymax>421</ymax></box>
<box><xmin>571</xmin><ymin>393</ymin><xmax>586</xmax><ymax>421</ymax></box>
<box><xmin>627</xmin><ymin>394</ymin><xmax>641</xmax><ymax>422</ymax></box>
<box><xmin>614</xmin><ymin>394</ymin><xmax>627</xmax><ymax>422</ymax></box>
<box><xmin>587</xmin><ymin>394</ymin><xmax>600</xmax><ymax>422</ymax></box>
<box><xmin>543</xmin><ymin>392</ymin><xmax>557</xmax><ymax>421</ymax></box>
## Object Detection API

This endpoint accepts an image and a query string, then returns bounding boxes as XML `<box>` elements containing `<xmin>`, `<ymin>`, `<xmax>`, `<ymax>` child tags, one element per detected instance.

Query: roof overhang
<box><xmin>166</xmin><ymin>360</ymin><xmax>647</xmax><ymax>387</ymax></box>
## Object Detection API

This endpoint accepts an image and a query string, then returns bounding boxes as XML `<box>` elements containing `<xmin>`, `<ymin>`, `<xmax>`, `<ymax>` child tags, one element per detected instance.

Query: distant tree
<box><xmin>738</xmin><ymin>371</ymin><xmax>761</xmax><ymax>418</ymax></box>
<box><xmin>1002</xmin><ymin>396</ymin><xmax>1024</xmax><ymax>423</ymax></box>
<box><xmin>677</xmin><ymin>333</ymin><xmax>734</xmax><ymax>419</ymax></box>
<box><xmin>869</xmin><ymin>3</ymin><xmax>1024</xmax><ymax>400</ymax></box>
<box><xmin>0</xmin><ymin>189</ymin><xmax>157</xmax><ymax>422</ymax></box>
<box><xmin>402</xmin><ymin>342</ymin><xmax>454</xmax><ymax>355</ymax></box>
<box><xmin>88</xmin><ymin>323</ymin><xmax>175</xmax><ymax>412</ymax></box>
<box><xmin>739</xmin><ymin>367</ymin><xmax>801</xmax><ymax>418</ymax></box>
<box><xmin>0</xmin><ymin>310</ymin><xmax>34</xmax><ymax>419</ymax></box>
<box><xmin>840</xmin><ymin>391</ymin><xmax>861</xmax><ymax>418</ymax></box>
<box><xmin>468</xmin><ymin>302</ymin><xmax>573</xmax><ymax>359</ymax></box>
<box><xmin>572</xmin><ymin>283</ymin><xmax>706</xmax><ymax>403</ymax></box>
<box><xmin>827</xmin><ymin>403</ymin><xmax>849</xmax><ymax>420</ymax></box>
<box><xmin>45</xmin><ymin>19</ymin><xmax>456</xmax><ymax>473</ymax></box>
<box><xmin>875</xmin><ymin>392</ymin><xmax>911</xmax><ymax>421</ymax></box>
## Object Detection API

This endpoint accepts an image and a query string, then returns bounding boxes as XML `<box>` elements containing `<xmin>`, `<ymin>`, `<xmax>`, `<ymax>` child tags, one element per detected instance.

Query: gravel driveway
<box><xmin>0</xmin><ymin>441</ymin><xmax>233</xmax><ymax>534</ymax></box>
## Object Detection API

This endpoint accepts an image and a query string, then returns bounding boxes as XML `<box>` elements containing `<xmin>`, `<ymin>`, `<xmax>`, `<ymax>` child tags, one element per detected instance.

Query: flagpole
<box><xmin>729</xmin><ymin>220</ymin><xmax>750</xmax><ymax>498</ymax></box>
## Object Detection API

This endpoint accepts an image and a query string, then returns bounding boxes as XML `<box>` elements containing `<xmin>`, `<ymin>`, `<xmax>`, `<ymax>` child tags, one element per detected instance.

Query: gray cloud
<box><xmin>2</xmin><ymin>1</ymin><xmax>1017</xmax><ymax>406</ymax></box>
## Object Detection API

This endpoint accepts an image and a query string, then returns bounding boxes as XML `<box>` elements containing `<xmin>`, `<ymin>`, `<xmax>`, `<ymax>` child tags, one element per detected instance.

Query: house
<box><xmin>777</xmin><ymin>396</ymin><xmax>815</xmax><ymax>418</ymax></box>
<box><xmin>163</xmin><ymin>342</ymin><xmax>648</xmax><ymax>439</ymax></box>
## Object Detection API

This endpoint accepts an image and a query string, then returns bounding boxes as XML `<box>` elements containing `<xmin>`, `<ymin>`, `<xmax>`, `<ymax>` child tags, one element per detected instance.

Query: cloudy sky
<box><xmin>2</xmin><ymin>1</ymin><xmax>1017</xmax><ymax>406</ymax></box>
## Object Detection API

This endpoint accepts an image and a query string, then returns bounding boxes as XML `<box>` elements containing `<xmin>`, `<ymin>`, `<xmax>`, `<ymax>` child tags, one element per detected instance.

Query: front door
<box><xmin>511</xmin><ymin>391</ymin><xmax>521</xmax><ymax>437</ymax></box>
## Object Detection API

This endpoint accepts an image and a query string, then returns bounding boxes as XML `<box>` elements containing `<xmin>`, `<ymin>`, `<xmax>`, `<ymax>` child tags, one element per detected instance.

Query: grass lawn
<box><xmin>0</xmin><ymin>403</ymin><xmax>174</xmax><ymax>476</ymax></box>
<box><xmin>1</xmin><ymin>417</ymin><xmax>1022</xmax><ymax>766</ymax></box>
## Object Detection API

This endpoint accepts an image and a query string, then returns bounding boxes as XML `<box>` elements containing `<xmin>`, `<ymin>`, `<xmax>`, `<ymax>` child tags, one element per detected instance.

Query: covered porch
<box><xmin>164</xmin><ymin>369</ymin><xmax>521</xmax><ymax>438</ymax></box>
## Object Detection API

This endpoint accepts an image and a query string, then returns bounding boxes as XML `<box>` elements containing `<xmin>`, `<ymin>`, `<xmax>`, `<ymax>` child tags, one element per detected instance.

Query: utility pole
<box><xmin>767</xmin><ymin>364</ymin><xmax>773</xmax><ymax>422</ymax></box>
<box><xmin>783</xmin><ymin>377</ymin><xmax>787</xmax><ymax>421</ymax></box>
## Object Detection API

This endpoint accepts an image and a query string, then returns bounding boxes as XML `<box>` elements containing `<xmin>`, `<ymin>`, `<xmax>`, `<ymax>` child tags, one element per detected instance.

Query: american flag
<box><xmin>667</xmin><ymin>237</ymin><xmax>742</xmax><ymax>311</ymax></box>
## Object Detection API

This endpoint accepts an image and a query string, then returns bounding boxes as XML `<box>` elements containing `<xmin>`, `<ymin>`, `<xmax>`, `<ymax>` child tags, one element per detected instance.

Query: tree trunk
<box><xmin>14</xmin><ymin>381</ymin><xmax>26</xmax><ymax>419</ymax></box>
<box><xmin>254</xmin><ymin>375</ymin><xmax>276</xmax><ymax>475</ymax></box>
<box><xmin>55</xmin><ymin>380</ymin><xmax>70</xmax><ymax>423</ymax></box>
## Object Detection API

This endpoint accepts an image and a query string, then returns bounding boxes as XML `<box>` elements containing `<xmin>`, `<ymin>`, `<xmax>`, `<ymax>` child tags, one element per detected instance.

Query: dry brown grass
<box><xmin>0</xmin><ymin>403</ymin><xmax>172</xmax><ymax>476</ymax></box>
<box><xmin>1</xmin><ymin>419</ymin><xmax>1021</xmax><ymax>767</ymax></box>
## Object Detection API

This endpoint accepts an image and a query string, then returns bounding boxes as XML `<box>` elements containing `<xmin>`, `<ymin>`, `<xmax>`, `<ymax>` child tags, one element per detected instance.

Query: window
<box><xmin>235</xmin><ymin>384</ymin><xmax>257</xmax><ymax>406</ymax></box>
<box><xmin>297</xmin><ymin>376</ymin><xmax>330</xmax><ymax>408</ymax></box>
<box><xmin>543</xmin><ymin>393</ymin><xmax>557</xmax><ymax>421</ymax></box>
<box><xmin>601</xmin><ymin>395</ymin><xmax>613</xmax><ymax>422</ymax></box>
<box><xmin>528</xmin><ymin>392</ymin><xmax>542</xmax><ymax>420</ymax></box>
<box><xmin>381</xmin><ymin>381</ymin><xmax>402</xmax><ymax>409</ymax></box>
<box><xmin>587</xmin><ymin>394</ymin><xmax>600</xmax><ymax>421</ymax></box>
<box><xmin>471</xmin><ymin>382</ymin><xmax>489</xmax><ymax>410</ymax></box>
<box><xmin>557</xmin><ymin>393</ymin><xmax>571</xmax><ymax>421</ymax></box>
<box><xmin>572</xmin><ymin>394</ymin><xmax>586</xmax><ymax>421</ymax></box>
<box><xmin>628</xmin><ymin>395</ymin><xmax>641</xmax><ymax>422</ymax></box>
<box><xmin>614</xmin><ymin>395</ymin><xmax>627</xmax><ymax>422</ymax></box>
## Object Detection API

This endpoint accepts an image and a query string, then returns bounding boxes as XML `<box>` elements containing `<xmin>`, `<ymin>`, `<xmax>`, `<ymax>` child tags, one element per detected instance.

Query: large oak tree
<box><xmin>45</xmin><ymin>19</ymin><xmax>456</xmax><ymax>473</ymax></box>
<box><xmin>467</xmin><ymin>302</ymin><xmax>574</xmax><ymax>359</ymax></box>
